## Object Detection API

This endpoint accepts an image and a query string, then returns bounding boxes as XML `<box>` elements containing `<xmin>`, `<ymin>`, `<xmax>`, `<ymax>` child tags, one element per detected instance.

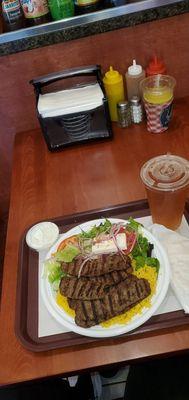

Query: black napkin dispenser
<box><xmin>30</xmin><ymin>65</ymin><xmax>112</xmax><ymax>152</ymax></box>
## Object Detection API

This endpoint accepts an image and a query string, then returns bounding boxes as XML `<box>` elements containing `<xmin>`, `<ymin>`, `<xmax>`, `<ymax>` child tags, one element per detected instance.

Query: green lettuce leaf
<box><xmin>55</xmin><ymin>244</ymin><xmax>80</xmax><ymax>262</ymax></box>
<box><xmin>44</xmin><ymin>258</ymin><xmax>67</xmax><ymax>289</ymax></box>
<box><xmin>127</xmin><ymin>217</ymin><xmax>143</xmax><ymax>232</ymax></box>
<box><xmin>79</xmin><ymin>219</ymin><xmax>112</xmax><ymax>239</ymax></box>
<box><xmin>132</xmin><ymin>234</ymin><xmax>149</xmax><ymax>258</ymax></box>
<box><xmin>145</xmin><ymin>257</ymin><xmax>160</xmax><ymax>272</ymax></box>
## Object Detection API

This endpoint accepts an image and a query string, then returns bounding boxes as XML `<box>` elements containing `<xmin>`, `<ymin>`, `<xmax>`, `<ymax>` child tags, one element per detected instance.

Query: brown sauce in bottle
<box><xmin>20</xmin><ymin>0</ymin><xmax>51</xmax><ymax>26</ymax></box>
<box><xmin>2</xmin><ymin>0</ymin><xmax>24</xmax><ymax>32</ymax></box>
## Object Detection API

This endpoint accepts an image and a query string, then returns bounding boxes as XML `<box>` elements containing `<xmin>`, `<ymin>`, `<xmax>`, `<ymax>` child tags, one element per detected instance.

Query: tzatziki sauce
<box><xmin>26</xmin><ymin>222</ymin><xmax>59</xmax><ymax>251</ymax></box>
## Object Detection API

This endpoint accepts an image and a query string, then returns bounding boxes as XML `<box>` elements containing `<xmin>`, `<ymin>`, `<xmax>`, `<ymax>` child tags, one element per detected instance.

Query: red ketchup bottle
<box><xmin>146</xmin><ymin>56</ymin><xmax>167</xmax><ymax>76</ymax></box>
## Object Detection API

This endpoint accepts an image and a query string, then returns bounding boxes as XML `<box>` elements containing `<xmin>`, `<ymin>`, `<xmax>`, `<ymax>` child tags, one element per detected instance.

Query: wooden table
<box><xmin>1</xmin><ymin>97</ymin><xmax>189</xmax><ymax>386</ymax></box>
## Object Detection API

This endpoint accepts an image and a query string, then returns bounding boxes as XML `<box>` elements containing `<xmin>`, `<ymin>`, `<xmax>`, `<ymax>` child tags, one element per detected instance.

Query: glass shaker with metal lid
<box><xmin>130</xmin><ymin>95</ymin><xmax>143</xmax><ymax>124</ymax></box>
<box><xmin>117</xmin><ymin>101</ymin><xmax>132</xmax><ymax>128</ymax></box>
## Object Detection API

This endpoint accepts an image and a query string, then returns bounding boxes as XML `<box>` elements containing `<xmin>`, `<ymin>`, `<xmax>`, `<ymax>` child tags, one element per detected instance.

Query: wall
<box><xmin>0</xmin><ymin>12</ymin><xmax>189</xmax><ymax>218</ymax></box>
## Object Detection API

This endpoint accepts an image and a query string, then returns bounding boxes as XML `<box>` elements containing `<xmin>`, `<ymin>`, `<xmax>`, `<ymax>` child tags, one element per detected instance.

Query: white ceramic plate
<box><xmin>41</xmin><ymin>218</ymin><xmax>170</xmax><ymax>338</ymax></box>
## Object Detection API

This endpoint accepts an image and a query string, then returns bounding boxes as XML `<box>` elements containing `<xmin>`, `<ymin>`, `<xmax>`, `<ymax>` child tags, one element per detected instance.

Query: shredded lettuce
<box><xmin>52</xmin><ymin>278</ymin><xmax>62</xmax><ymax>291</ymax></box>
<box><xmin>44</xmin><ymin>258</ymin><xmax>67</xmax><ymax>289</ymax></box>
<box><xmin>55</xmin><ymin>244</ymin><xmax>80</xmax><ymax>262</ymax></box>
<box><xmin>43</xmin><ymin>258</ymin><xmax>60</xmax><ymax>279</ymax></box>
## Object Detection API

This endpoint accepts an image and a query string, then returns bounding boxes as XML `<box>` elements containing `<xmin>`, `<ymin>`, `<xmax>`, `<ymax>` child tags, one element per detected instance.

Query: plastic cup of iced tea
<box><xmin>140</xmin><ymin>154</ymin><xmax>189</xmax><ymax>230</ymax></box>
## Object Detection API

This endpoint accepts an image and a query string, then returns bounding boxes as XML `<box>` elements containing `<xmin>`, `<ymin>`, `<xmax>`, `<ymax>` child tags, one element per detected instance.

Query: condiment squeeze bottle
<box><xmin>103</xmin><ymin>66</ymin><xmax>125</xmax><ymax>121</ymax></box>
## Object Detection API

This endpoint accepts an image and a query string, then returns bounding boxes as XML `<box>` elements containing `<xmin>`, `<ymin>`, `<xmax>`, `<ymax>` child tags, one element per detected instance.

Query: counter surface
<box><xmin>1</xmin><ymin>97</ymin><xmax>189</xmax><ymax>386</ymax></box>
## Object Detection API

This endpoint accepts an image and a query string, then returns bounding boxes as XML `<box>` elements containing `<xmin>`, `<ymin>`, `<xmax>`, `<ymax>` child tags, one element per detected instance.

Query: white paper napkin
<box><xmin>38</xmin><ymin>83</ymin><xmax>104</xmax><ymax>118</ymax></box>
<box><xmin>150</xmin><ymin>224</ymin><xmax>189</xmax><ymax>313</ymax></box>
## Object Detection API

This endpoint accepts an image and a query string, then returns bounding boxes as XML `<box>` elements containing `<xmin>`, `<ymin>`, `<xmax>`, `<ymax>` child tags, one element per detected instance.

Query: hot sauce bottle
<box><xmin>2</xmin><ymin>0</ymin><xmax>24</xmax><ymax>31</ymax></box>
<box><xmin>20</xmin><ymin>0</ymin><xmax>51</xmax><ymax>25</ymax></box>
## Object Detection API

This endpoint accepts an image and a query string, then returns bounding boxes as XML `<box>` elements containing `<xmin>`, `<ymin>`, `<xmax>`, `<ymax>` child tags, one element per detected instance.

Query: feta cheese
<box><xmin>92</xmin><ymin>233</ymin><xmax>127</xmax><ymax>254</ymax></box>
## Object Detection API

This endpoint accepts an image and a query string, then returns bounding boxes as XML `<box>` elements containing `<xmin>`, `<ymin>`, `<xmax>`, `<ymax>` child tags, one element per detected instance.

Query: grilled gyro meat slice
<box><xmin>67</xmin><ymin>298</ymin><xmax>76</xmax><ymax>310</ymax></box>
<box><xmin>73</xmin><ymin>276</ymin><xmax>151</xmax><ymax>328</ymax></box>
<box><xmin>59</xmin><ymin>270</ymin><xmax>130</xmax><ymax>300</ymax></box>
<box><xmin>61</xmin><ymin>253</ymin><xmax>132</xmax><ymax>277</ymax></box>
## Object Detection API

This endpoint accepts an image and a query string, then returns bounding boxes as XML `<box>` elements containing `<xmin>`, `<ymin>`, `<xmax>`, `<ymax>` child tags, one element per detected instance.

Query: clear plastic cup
<box><xmin>140</xmin><ymin>75</ymin><xmax>176</xmax><ymax>133</ymax></box>
<box><xmin>140</xmin><ymin>154</ymin><xmax>189</xmax><ymax>230</ymax></box>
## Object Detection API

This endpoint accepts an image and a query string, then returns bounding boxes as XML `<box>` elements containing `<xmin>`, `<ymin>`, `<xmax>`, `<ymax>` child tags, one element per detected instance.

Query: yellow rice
<box><xmin>56</xmin><ymin>292</ymin><xmax>75</xmax><ymax>318</ymax></box>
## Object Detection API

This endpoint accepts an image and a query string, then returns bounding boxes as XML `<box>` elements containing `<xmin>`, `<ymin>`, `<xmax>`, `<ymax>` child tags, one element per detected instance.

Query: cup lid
<box><xmin>140</xmin><ymin>154</ymin><xmax>189</xmax><ymax>191</ymax></box>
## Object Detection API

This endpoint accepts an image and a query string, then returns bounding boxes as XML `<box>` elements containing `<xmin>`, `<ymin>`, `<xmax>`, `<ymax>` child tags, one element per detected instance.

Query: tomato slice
<box><xmin>115</xmin><ymin>226</ymin><xmax>137</xmax><ymax>254</ymax></box>
<box><xmin>124</xmin><ymin>230</ymin><xmax>137</xmax><ymax>254</ymax></box>
<box><xmin>117</xmin><ymin>226</ymin><xmax>125</xmax><ymax>234</ymax></box>
<box><xmin>57</xmin><ymin>235</ymin><xmax>78</xmax><ymax>251</ymax></box>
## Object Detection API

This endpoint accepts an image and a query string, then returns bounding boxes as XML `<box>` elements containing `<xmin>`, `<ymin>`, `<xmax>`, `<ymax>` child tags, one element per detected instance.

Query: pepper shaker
<box><xmin>130</xmin><ymin>95</ymin><xmax>143</xmax><ymax>124</ymax></box>
<box><xmin>117</xmin><ymin>101</ymin><xmax>132</xmax><ymax>128</ymax></box>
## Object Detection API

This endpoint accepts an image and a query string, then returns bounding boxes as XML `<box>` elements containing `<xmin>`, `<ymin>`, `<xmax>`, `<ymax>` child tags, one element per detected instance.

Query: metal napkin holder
<box><xmin>30</xmin><ymin>65</ymin><xmax>112</xmax><ymax>152</ymax></box>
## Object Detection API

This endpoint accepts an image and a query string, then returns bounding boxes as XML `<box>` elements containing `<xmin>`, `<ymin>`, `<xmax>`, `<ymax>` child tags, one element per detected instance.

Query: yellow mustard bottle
<box><xmin>103</xmin><ymin>66</ymin><xmax>125</xmax><ymax>121</ymax></box>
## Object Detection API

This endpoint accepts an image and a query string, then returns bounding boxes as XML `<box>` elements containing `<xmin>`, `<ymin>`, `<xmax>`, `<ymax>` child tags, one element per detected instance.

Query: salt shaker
<box><xmin>130</xmin><ymin>95</ymin><xmax>143</xmax><ymax>124</ymax></box>
<box><xmin>117</xmin><ymin>101</ymin><xmax>132</xmax><ymax>128</ymax></box>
